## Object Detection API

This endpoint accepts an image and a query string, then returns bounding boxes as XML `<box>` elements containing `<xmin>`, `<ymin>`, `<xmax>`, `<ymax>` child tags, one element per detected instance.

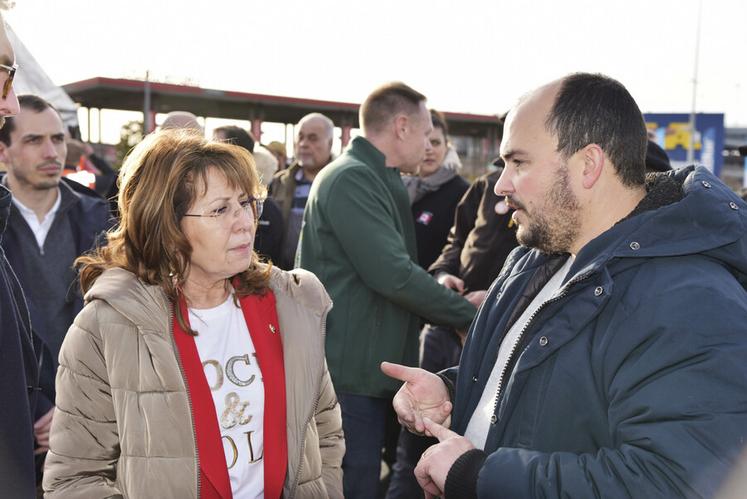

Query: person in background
<box><xmin>251</xmin><ymin>147</ymin><xmax>284</xmax><ymax>264</ymax></box>
<box><xmin>403</xmin><ymin>109</ymin><xmax>469</xmax><ymax>270</ymax></box>
<box><xmin>0</xmin><ymin>5</ymin><xmax>40</xmax><ymax>496</ymax></box>
<box><xmin>265</xmin><ymin>140</ymin><xmax>288</xmax><ymax>171</ymax></box>
<box><xmin>213</xmin><ymin>125</ymin><xmax>284</xmax><ymax>265</ymax></box>
<box><xmin>270</xmin><ymin>112</ymin><xmax>334</xmax><ymax>270</ymax></box>
<box><xmin>65</xmin><ymin>138</ymin><xmax>118</xmax><ymax>201</ymax></box>
<box><xmin>44</xmin><ymin>131</ymin><xmax>344</xmax><ymax>498</ymax></box>
<box><xmin>161</xmin><ymin>110</ymin><xmax>202</xmax><ymax>133</ymax></box>
<box><xmin>214</xmin><ymin>125</ymin><xmax>254</xmax><ymax>148</ymax></box>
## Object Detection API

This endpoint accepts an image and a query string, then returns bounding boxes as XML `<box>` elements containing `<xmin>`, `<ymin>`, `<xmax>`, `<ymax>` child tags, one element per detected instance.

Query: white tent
<box><xmin>5</xmin><ymin>22</ymin><xmax>79</xmax><ymax>128</ymax></box>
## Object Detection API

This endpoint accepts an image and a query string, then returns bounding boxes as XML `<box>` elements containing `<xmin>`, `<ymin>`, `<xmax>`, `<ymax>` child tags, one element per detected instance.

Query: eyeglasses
<box><xmin>183</xmin><ymin>196</ymin><xmax>264</xmax><ymax>224</ymax></box>
<box><xmin>0</xmin><ymin>63</ymin><xmax>18</xmax><ymax>100</ymax></box>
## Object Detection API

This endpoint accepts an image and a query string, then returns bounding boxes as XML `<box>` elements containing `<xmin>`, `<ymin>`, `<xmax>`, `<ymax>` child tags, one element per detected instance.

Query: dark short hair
<box><xmin>0</xmin><ymin>94</ymin><xmax>59</xmax><ymax>145</ymax></box>
<box><xmin>546</xmin><ymin>73</ymin><xmax>647</xmax><ymax>186</ymax></box>
<box><xmin>360</xmin><ymin>82</ymin><xmax>426</xmax><ymax>133</ymax></box>
<box><xmin>214</xmin><ymin>125</ymin><xmax>255</xmax><ymax>153</ymax></box>
<box><xmin>430</xmin><ymin>109</ymin><xmax>448</xmax><ymax>136</ymax></box>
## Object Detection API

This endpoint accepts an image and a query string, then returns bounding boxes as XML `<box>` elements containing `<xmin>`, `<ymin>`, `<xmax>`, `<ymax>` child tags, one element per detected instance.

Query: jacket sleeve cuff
<box><xmin>436</xmin><ymin>370</ymin><xmax>456</xmax><ymax>402</ymax></box>
<box><xmin>445</xmin><ymin>448</ymin><xmax>486</xmax><ymax>499</ymax></box>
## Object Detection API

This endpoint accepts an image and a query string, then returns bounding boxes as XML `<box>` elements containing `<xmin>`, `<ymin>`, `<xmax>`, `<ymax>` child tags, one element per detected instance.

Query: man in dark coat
<box><xmin>0</xmin><ymin>7</ymin><xmax>40</xmax><ymax>496</ymax></box>
<box><xmin>384</xmin><ymin>73</ymin><xmax>747</xmax><ymax>498</ymax></box>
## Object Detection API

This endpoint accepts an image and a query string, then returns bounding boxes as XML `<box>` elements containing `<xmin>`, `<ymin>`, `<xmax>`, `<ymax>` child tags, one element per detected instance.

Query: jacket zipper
<box><xmin>289</xmin><ymin>304</ymin><xmax>331</xmax><ymax>498</ymax></box>
<box><xmin>489</xmin><ymin>271</ymin><xmax>593</xmax><ymax>424</ymax></box>
<box><xmin>169</xmin><ymin>304</ymin><xmax>201</xmax><ymax>499</ymax></box>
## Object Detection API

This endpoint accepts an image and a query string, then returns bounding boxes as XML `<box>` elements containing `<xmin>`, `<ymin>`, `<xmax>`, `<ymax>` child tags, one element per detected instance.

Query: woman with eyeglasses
<box><xmin>43</xmin><ymin>130</ymin><xmax>344</xmax><ymax>499</ymax></box>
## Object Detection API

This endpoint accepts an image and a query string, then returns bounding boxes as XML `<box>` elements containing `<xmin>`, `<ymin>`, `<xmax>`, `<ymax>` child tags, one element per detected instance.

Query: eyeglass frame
<box><xmin>182</xmin><ymin>195</ymin><xmax>265</xmax><ymax>223</ymax></box>
<box><xmin>0</xmin><ymin>63</ymin><xmax>18</xmax><ymax>100</ymax></box>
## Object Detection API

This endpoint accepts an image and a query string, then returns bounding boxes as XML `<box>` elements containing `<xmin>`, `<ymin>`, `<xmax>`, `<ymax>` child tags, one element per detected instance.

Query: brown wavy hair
<box><xmin>77</xmin><ymin>130</ymin><xmax>271</xmax><ymax>334</ymax></box>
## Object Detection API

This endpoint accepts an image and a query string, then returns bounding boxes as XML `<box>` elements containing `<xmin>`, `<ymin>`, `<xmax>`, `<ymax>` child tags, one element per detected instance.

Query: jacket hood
<box><xmin>573</xmin><ymin>166</ymin><xmax>747</xmax><ymax>288</ymax></box>
<box><xmin>85</xmin><ymin>267</ymin><xmax>171</xmax><ymax>333</ymax></box>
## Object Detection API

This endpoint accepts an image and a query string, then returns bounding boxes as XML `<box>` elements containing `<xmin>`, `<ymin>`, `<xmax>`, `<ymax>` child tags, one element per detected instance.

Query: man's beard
<box><xmin>513</xmin><ymin>164</ymin><xmax>581</xmax><ymax>254</ymax></box>
<box><xmin>14</xmin><ymin>162</ymin><xmax>63</xmax><ymax>191</ymax></box>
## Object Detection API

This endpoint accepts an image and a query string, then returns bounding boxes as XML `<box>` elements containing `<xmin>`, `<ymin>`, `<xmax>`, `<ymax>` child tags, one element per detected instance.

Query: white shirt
<box><xmin>190</xmin><ymin>296</ymin><xmax>264</xmax><ymax>499</ymax></box>
<box><xmin>11</xmin><ymin>189</ymin><xmax>61</xmax><ymax>252</ymax></box>
<box><xmin>465</xmin><ymin>256</ymin><xmax>574</xmax><ymax>450</ymax></box>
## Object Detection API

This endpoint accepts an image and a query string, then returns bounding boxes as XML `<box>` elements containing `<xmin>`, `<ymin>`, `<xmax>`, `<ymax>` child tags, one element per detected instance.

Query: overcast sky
<box><xmin>5</xmin><ymin>0</ymin><xmax>747</xmax><ymax>141</ymax></box>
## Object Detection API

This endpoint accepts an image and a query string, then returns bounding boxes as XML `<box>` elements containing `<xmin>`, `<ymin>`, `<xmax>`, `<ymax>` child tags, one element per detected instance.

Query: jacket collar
<box><xmin>349</xmin><ymin>136</ymin><xmax>387</xmax><ymax>169</ymax></box>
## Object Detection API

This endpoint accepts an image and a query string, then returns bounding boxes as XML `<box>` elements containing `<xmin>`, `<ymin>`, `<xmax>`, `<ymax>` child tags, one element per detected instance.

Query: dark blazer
<box><xmin>0</xmin><ymin>185</ymin><xmax>40</xmax><ymax>497</ymax></box>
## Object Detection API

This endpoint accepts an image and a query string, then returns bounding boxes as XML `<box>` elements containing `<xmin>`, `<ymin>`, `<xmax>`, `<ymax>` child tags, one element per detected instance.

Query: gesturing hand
<box><xmin>415</xmin><ymin>417</ymin><xmax>475</xmax><ymax>499</ymax></box>
<box><xmin>380</xmin><ymin>361</ymin><xmax>452</xmax><ymax>435</ymax></box>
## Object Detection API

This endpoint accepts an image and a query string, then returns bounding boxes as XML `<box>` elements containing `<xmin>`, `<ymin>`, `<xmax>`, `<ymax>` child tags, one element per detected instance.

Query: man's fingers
<box><xmin>381</xmin><ymin>361</ymin><xmax>423</xmax><ymax>383</ymax></box>
<box><xmin>34</xmin><ymin>407</ymin><xmax>55</xmax><ymax>430</ymax></box>
<box><xmin>423</xmin><ymin>417</ymin><xmax>458</xmax><ymax>442</ymax></box>
<box><xmin>415</xmin><ymin>453</ymin><xmax>443</xmax><ymax>498</ymax></box>
<box><xmin>392</xmin><ymin>395</ymin><xmax>414</xmax><ymax>422</ymax></box>
<box><xmin>34</xmin><ymin>414</ymin><xmax>52</xmax><ymax>430</ymax></box>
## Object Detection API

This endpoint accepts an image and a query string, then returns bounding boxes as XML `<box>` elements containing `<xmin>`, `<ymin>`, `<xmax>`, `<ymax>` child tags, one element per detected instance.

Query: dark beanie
<box><xmin>646</xmin><ymin>141</ymin><xmax>672</xmax><ymax>172</ymax></box>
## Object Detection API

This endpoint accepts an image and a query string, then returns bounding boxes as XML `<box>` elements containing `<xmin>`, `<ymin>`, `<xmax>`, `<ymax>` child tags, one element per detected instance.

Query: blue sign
<box><xmin>644</xmin><ymin>113</ymin><xmax>724</xmax><ymax>176</ymax></box>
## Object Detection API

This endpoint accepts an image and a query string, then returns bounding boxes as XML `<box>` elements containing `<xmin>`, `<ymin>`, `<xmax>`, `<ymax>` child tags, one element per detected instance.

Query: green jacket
<box><xmin>300</xmin><ymin>137</ymin><xmax>476</xmax><ymax>397</ymax></box>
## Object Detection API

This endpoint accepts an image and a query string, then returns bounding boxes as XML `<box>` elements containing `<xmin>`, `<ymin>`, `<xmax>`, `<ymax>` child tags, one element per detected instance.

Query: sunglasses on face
<box><xmin>0</xmin><ymin>63</ymin><xmax>18</xmax><ymax>99</ymax></box>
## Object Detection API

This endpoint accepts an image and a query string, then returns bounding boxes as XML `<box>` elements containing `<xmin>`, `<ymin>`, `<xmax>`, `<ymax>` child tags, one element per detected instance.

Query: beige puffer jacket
<box><xmin>43</xmin><ymin>266</ymin><xmax>344</xmax><ymax>498</ymax></box>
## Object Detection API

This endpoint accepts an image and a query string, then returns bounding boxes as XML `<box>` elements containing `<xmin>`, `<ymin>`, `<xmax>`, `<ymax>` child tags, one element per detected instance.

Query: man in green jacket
<box><xmin>299</xmin><ymin>82</ymin><xmax>477</xmax><ymax>499</ymax></box>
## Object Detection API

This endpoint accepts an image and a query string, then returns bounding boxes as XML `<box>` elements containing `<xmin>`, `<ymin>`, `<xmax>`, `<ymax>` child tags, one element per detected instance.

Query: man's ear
<box><xmin>580</xmin><ymin>143</ymin><xmax>605</xmax><ymax>189</ymax></box>
<box><xmin>393</xmin><ymin>114</ymin><xmax>408</xmax><ymax>141</ymax></box>
<box><xmin>0</xmin><ymin>141</ymin><xmax>9</xmax><ymax>163</ymax></box>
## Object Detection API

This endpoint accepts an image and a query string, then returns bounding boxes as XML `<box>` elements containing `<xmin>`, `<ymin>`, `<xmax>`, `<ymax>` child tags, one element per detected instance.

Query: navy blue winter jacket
<box><xmin>0</xmin><ymin>185</ymin><xmax>39</xmax><ymax>497</ymax></box>
<box><xmin>444</xmin><ymin>166</ymin><xmax>747</xmax><ymax>498</ymax></box>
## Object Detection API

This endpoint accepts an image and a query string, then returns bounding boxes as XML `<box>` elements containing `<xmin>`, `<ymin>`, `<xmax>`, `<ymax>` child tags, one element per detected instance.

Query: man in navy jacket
<box><xmin>0</xmin><ymin>6</ymin><xmax>40</xmax><ymax>496</ymax></box>
<box><xmin>384</xmin><ymin>73</ymin><xmax>747</xmax><ymax>498</ymax></box>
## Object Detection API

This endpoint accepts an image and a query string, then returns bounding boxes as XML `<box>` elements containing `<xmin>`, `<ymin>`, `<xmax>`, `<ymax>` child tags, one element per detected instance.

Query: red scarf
<box><xmin>173</xmin><ymin>290</ymin><xmax>288</xmax><ymax>499</ymax></box>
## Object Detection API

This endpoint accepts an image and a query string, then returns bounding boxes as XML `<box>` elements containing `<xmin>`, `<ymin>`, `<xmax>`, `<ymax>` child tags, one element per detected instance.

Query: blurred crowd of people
<box><xmin>2</xmin><ymin>5</ymin><xmax>747</xmax><ymax>499</ymax></box>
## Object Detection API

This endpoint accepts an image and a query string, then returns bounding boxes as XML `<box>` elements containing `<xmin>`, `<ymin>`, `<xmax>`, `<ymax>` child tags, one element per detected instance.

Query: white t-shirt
<box><xmin>190</xmin><ymin>296</ymin><xmax>264</xmax><ymax>499</ymax></box>
<box><xmin>465</xmin><ymin>256</ymin><xmax>574</xmax><ymax>450</ymax></box>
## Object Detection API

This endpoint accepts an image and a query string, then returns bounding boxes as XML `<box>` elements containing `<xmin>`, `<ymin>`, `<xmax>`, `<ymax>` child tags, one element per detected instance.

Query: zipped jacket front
<box><xmin>446</xmin><ymin>167</ymin><xmax>747</xmax><ymax>498</ymax></box>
